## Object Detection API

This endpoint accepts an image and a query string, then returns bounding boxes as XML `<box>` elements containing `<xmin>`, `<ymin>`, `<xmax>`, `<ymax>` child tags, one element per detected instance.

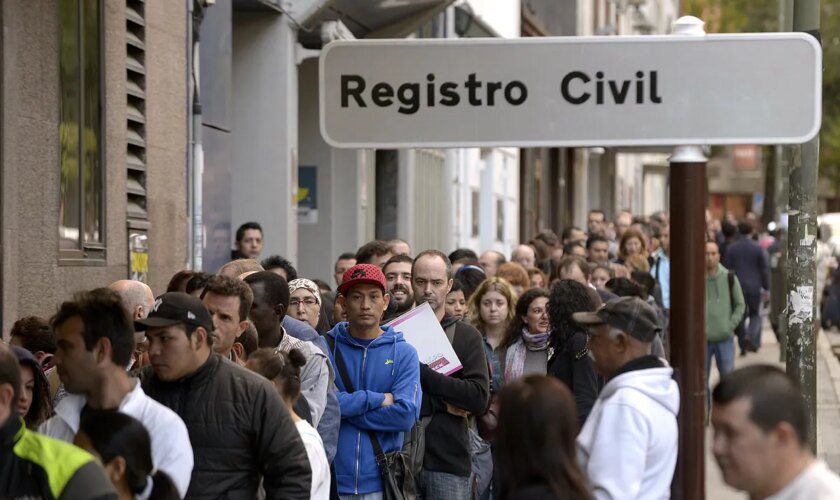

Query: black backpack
<box><xmin>728</xmin><ymin>271</ymin><xmax>747</xmax><ymax>331</ymax></box>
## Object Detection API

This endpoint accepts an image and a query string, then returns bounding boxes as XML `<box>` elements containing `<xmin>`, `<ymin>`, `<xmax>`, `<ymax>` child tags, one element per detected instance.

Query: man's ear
<box><xmin>446</xmin><ymin>278</ymin><xmax>454</xmax><ymax>295</ymax></box>
<box><xmin>614</xmin><ymin>331</ymin><xmax>629</xmax><ymax>352</ymax></box>
<box><xmin>232</xmin><ymin>343</ymin><xmax>246</xmax><ymax>365</ymax></box>
<box><xmin>772</xmin><ymin>421</ymin><xmax>802</xmax><ymax>449</ymax></box>
<box><xmin>237</xmin><ymin>320</ymin><xmax>248</xmax><ymax>337</ymax></box>
<box><xmin>193</xmin><ymin>327</ymin><xmax>209</xmax><ymax>349</ymax></box>
<box><xmin>274</xmin><ymin>304</ymin><xmax>286</xmax><ymax>320</ymax></box>
<box><xmin>382</xmin><ymin>292</ymin><xmax>391</xmax><ymax>309</ymax></box>
<box><xmin>34</xmin><ymin>351</ymin><xmax>50</xmax><ymax>367</ymax></box>
<box><xmin>95</xmin><ymin>337</ymin><xmax>113</xmax><ymax>364</ymax></box>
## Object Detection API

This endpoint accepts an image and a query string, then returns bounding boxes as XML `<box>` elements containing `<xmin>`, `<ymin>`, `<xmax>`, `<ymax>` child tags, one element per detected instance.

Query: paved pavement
<box><xmin>704</xmin><ymin>325</ymin><xmax>840</xmax><ymax>498</ymax></box>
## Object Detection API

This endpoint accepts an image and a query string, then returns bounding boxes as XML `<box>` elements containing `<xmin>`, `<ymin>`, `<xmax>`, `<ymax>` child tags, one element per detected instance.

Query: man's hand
<box><xmin>382</xmin><ymin>393</ymin><xmax>395</xmax><ymax>407</ymax></box>
<box><xmin>446</xmin><ymin>403</ymin><xmax>469</xmax><ymax>418</ymax></box>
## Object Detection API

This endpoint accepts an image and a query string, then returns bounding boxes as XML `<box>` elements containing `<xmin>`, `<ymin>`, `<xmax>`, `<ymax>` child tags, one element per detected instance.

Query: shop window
<box><xmin>59</xmin><ymin>0</ymin><xmax>105</xmax><ymax>263</ymax></box>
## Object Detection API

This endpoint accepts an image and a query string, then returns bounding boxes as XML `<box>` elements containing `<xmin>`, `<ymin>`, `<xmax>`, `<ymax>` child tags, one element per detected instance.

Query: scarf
<box><xmin>504</xmin><ymin>328</ymin><xmax>551</xmax><ymax>384</ymax></box>
<box><xmin>288</xmin><ymin>278</ymin><xmax>321</xmax><ymax>307</ymax></box>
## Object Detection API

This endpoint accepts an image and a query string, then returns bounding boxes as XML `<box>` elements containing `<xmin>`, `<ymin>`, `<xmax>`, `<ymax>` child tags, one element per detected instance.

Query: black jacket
<box><xmin>420</xmin><ymin>317</ymin><xmax>490</xmax><ymax>477</ymax></box>
<box><xmin>547</xmin><ymin>330</ymin><xmax>602</xmax><ymax>425</ymax></box>
<box><xmin>722</xmin><ymin>235</ymin><xmax>770</xmax><ymax>294</ymax></box>
<box><xmin>139</xmin><ymin>354</ymin><xmax>311</xmax><ymax>499</ymax></box>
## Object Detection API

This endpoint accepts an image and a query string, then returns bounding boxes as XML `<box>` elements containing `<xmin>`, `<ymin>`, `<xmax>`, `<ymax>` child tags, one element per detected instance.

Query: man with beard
<box><xmin>383</xmin><ymin>254</ymin><xmax>415</xmax><ymax>322</ymax></box>
<box><xmin>411</xmin><ymin>250</ymin><xmax>489</xmax><ymax>500</ymax></box>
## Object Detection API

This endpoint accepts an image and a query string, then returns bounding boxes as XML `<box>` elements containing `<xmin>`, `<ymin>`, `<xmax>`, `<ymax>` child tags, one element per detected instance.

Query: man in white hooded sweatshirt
<box><xmin>573</xmin><ymin>296</ymin><xmax>680</xmax><ymax>500</ymax></box>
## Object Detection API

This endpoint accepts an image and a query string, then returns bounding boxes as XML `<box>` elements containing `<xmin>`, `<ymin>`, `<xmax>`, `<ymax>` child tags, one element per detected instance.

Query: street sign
<box><xmin>319</xmin><ymin>34</ymin><xmax>821</xmax><ymax>148</ymax></box>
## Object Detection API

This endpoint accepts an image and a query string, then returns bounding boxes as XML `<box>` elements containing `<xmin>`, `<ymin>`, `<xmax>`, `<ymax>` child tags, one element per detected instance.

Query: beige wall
<box><xmin>1</xmin><ymin>0</ymin><xmax>187</xmax><ymax>334</ymax></box>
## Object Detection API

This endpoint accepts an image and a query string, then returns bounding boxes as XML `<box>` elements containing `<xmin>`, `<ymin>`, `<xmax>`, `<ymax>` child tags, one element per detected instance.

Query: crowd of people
<box><xmin>0</xmin><ymin>211</ymin><xmax>839</xmax><ymax>500</ymax></box>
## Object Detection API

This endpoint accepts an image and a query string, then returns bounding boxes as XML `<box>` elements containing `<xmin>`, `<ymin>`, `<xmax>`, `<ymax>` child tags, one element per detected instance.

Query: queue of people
<box><xmin>0</xmin><ymin>213</ymin><xmax>837</xmax><ymax>500</ymax></box>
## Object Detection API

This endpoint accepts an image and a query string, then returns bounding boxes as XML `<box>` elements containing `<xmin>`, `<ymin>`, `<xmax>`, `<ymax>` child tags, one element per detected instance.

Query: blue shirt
<box><xmin>481</xmin><ymin>334</ymin><xmax>504</xmax><ymax>393</ymax></box>
<box><xmin>651</xmin><ymin>249</ymin><xmax>671</xmax><ymax>310</ymax></box>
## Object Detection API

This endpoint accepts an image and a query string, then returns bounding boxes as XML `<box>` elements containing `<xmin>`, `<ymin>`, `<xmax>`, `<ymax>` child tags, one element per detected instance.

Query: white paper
<box><xmin>386</xmin><ymin>302</ymin><xmax>463</xmax><ymax>376</ymax></box>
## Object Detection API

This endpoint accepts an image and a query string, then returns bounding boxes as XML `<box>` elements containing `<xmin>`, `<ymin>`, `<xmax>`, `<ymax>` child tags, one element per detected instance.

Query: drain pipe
<box><xmin>187</xmin><ymin>0</ymin><xmax>209</xmax><ymax>270</ymax></box>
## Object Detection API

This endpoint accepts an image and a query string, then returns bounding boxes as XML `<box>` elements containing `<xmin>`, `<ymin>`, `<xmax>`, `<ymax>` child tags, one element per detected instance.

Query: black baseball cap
<box><xmin>572</xmin><ymin>296</ymin><xmax>661</xmax><ymax>342</ymax></box>
<box><xmin>134</xmin><ymin>292</ymin><xmax>214</xmax><ymax>332</ymax></box>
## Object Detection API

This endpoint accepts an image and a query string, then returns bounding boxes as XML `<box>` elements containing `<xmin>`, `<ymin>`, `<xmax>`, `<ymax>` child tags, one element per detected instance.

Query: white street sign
<box><xmin>319</xmin><ymin>34</ymin><xmax>821</xmax><ymax>148</ymax></box>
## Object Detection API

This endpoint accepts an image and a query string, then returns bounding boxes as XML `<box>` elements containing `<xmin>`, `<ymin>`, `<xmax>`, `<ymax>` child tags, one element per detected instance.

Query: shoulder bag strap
<box><xmin>728</xmin><ymin>271</ymin><xmax>736</xmax><ymax>314</ymax></box>
<box><xmin>326</xmin><ymin>335</ymin><xmax>355</xmax><ymax>393</ymax></box>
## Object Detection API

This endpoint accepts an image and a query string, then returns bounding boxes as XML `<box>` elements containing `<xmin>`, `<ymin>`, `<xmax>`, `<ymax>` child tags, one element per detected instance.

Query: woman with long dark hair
<box><xmin>496</xmin><ymin>375</ymin><xmax>592</xmax><ymax>500</ymax></box>
<box><xmin>500</xmin><ymin>288</ymin><xmax>551</xmax><ymax>384</ymax></box>
<box><xmin>546</xmin><ymin>280</ymin><xmax>603</xmax><ymax>426</ymax></box>
<box><xmin>11</xmin><ymin>346</ymin><xmax>52</xmax><ymax>429</ymax></box>
<box><xmin>75</xmin><ymin>412</ymin><xmax>180</xmax><ymax>500</ymax></box>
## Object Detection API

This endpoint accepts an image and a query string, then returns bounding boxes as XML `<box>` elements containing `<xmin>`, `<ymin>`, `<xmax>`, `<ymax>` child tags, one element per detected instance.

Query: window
<box><xmin>59</xmin><ymin>0</ymin><xmax>105</xmax><ymax>262</ymax></box>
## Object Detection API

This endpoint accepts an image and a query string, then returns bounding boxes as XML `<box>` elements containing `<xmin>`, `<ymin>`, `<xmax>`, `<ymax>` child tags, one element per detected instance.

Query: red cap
<box><xmin>338</xmin><ymin>264</ymin><xmax>387</xmax><ymax>296</ymax></box>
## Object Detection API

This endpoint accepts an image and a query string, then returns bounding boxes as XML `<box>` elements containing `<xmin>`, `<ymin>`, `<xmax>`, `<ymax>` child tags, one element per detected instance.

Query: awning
<box><xmin>295</xmin><ymin>0</ymin><xmax>455</xmax><ymax>47</ymax></box>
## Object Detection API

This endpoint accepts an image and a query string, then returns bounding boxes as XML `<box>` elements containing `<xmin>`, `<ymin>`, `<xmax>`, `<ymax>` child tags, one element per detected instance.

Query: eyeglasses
<box><xmin>289</xmin><ymin>298</ymin><xmax>318</xmax><ymax>308</ymax></box>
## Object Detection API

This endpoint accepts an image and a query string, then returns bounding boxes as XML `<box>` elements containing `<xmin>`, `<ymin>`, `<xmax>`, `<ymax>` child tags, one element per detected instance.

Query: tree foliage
<box><xmin>683</xmin><ymin>0</ymin><xmax>840</xmax><ymax>195</ymax></box>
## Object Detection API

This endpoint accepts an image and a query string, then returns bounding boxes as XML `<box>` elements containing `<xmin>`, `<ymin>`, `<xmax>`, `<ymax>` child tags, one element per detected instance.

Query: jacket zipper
<box><xmin>354</xmin><ymin>346</ymin><xmax>369</xmax><ymax>494</ymax></box>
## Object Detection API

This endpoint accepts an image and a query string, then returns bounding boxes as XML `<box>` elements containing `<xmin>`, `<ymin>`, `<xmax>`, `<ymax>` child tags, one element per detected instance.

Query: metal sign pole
<box><xmin>668</xmin><ymin>17</ymin><xmax>708</xmax><ymax>500</ymax></box>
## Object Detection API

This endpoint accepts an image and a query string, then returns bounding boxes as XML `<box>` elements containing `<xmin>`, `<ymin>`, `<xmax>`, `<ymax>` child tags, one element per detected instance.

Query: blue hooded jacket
<box><xmin>326</xmin><ymin>322</ymin><xmax>421</xmax><ymax>495</ymax></box>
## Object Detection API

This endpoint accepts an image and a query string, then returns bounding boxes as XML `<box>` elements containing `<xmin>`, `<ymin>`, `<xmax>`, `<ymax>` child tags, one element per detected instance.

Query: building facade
<box><xmin>519</xmin><ymin>0</ymin><xmax>679</xmax><ymax>241</ymax></box>
<box><xmin>195</xmin><ymin>0</ymin><xmax>520</xmax><ymax>285</ymax></box>
<box><xmin>1</xmin><ymin>0</ymin><xmax>189</xmax><ymax>333</ymax></box>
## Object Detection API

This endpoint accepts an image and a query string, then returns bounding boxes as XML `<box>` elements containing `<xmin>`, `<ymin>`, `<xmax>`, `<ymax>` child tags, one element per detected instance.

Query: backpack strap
<box><xmin>727</xmin><ymin>271</ymin><xmax>737</xmax><ymax>315</ymax></box>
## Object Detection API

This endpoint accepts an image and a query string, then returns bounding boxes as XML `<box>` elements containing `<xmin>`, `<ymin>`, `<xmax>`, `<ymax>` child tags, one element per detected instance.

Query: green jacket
<box><xmin>0</xmin><ymin>416</ymin><xmax>116</xmax><ymax>499</ymax></box>
<box><xmin>706</xmin><ymin>263</ymin><xmax>746</xmax><ymax>343</ymax></box>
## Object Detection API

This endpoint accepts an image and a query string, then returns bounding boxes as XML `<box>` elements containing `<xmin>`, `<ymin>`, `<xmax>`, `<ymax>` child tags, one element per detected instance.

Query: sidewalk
<box><xmin>705</xmin><ymin>325</ymin><xmax>840</xmax><ymax>498</ymax></box>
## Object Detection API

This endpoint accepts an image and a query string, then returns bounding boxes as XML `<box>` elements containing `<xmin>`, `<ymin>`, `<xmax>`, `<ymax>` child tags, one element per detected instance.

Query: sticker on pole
<box><xmin>319</xmin><ymin>34</ymin><xmax>821</xmax><ymax>148</ymax></box>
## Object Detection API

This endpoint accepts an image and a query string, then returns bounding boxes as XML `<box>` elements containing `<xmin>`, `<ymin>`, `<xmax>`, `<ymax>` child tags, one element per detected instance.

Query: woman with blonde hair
<box><xmin>467</xmin><ymin>277</ymin><xmax>517</xmax><ymax>394</ymax></box>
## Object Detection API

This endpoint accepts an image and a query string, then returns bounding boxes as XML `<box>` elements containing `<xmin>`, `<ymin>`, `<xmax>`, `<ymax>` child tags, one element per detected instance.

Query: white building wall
<box><xmin>444</xmin><ymin>1</ymin><xmax>521</xmax><ymax>255</ymax></box>
<box><xmin>574</xmin><ymin>0</ymin><xmax>680</xmax><ymax>222</ymax></box>
<box><xmin>297</xmin><ymin>58</ymin><xmax>376</xmax><ymax>284</ymax></box>
<box><xmin>615</xmin><ymin>151</ymin><xmax>670</xmax><ymax>216</ymax></box>
<box><xmin>231</xmin><ymin>14</ymin><xmax>298</xmax><ymax>263</ymax></box>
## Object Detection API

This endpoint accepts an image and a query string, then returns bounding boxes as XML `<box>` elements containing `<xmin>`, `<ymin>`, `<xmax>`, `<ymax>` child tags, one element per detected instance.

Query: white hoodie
<box><xmin>577</xmin><ymin>364</ymin><xmax>680</xmax><ymax>500</ymax></box>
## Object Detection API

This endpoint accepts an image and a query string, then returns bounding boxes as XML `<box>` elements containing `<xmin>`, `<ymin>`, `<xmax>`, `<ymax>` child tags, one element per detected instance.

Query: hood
<box><xmin>600</xmin><ymin>366</ymin><xmax>679</xmax><ymax>416</ymax></box>
<box><xmin>708</xmin><ymin>262</ymin><xmax>728</xmax><ymax>279</ymax></box>
<box><xmin>11</xmin><ymin>346</ymin><xmax>49</xmax><ymax>389</ymax></box>
<box><xmin>327</xmin><ymin>322</ymin><xmax>407</xmax><ymax>376</ymax></box>
<box><xmin>328</xmin><ymin>322</ymin><xmax>405</xmax><ymax>345</ymax></box>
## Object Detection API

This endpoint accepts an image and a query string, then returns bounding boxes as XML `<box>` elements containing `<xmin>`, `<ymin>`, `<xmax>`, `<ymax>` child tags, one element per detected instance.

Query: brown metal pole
<box><xmin>669</xmin><ymin>146</ymin><xmax>708</xmax><ymax>500</ymax></box>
